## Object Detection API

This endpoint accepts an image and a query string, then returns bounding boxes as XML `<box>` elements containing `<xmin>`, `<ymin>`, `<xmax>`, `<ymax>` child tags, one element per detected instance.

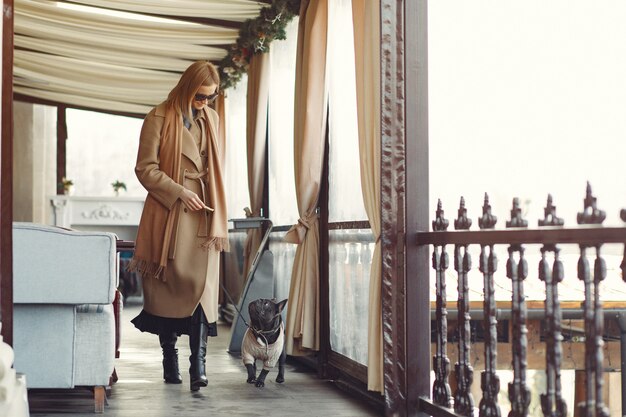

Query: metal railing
<box><xmin>415</xmin><ymin>183</ymin><xmax>626</xmax><ymax>417</ymax></box>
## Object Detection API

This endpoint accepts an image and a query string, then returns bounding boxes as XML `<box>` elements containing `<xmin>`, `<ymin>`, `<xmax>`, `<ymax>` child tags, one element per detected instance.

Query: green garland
<box><xmin>218</xmin><ymin>0</ymin><xmax>301</xmax><ymax>90</ymax></box>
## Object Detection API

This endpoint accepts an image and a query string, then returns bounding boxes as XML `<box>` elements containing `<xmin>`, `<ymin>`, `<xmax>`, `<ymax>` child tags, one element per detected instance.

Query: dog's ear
<box><xmin>275</xmin><ymin>299</ymin><xmax>288</xmax><ymax>314</ymax></box>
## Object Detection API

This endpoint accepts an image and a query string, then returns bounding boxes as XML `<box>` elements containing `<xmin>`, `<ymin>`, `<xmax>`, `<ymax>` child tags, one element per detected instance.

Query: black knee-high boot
<box><xmin>159</xmin><ymin>332</ymin><xmax>182</xmax><ymax>384</ymax></box>
<box><xmin>189</xmin><ymin>321</ymin><xmax>208</xmax><ymax>391</ymax></box>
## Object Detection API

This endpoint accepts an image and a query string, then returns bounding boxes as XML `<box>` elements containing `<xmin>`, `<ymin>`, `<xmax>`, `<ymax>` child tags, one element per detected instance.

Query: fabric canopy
<box><xmin>14</xmin><ymin>0</ymin><xmax>265</xmax><ymax>115</ymax></box>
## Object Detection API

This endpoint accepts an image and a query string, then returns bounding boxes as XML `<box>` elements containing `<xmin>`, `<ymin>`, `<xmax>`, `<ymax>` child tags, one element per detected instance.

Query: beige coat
<box><xmin>135</xmin><ymin>103</ymin><xmax>221</xmax><ymax>322</ymax></box>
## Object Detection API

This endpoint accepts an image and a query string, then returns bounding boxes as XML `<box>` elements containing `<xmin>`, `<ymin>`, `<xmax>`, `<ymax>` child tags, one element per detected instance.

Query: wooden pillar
<box><xmin>380</xmin><ymin>0</ymin><xmax>408</xmax><ymax>412</ymax></box>
<box><xmin>405</xmin><ymin>0</ymin><xmax>430</xmax><ymax>415</ymax></box>
<box><xmin>380</xmin><ymin>0</ymin><xmax>429</xmax><ymax>415</ymax></box>
<box><xmin>1</xmin><ymin>0</ymin><xmax>14</xmax><ymax>346</ymax></box>
<box><xmin>56</xmin><ymin>105</ymin><xmax>67</xmax><ymax>195</ymax></box>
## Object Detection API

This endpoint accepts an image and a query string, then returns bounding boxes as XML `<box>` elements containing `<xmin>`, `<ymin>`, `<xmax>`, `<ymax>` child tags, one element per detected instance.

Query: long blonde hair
<box><xmin>167</xmin><ymin>60</ymin><xmax>220</xmax><ymax>120</ymax></box>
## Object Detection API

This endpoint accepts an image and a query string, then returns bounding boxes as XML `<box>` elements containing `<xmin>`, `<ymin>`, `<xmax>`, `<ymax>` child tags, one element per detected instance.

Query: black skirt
<box><xmin>131</xmin><ymin>305</ymin><xmax>218</xmax><ymax>337</ymax></box>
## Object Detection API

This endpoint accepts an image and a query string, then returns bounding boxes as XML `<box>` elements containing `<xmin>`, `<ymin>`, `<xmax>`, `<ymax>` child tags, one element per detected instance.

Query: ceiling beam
<box><xmin>58</xmin><ymin>0</ymin><xmax>246</xmax><ymax>30</ymax></box>
<box><xmin>14</xmin><ymin>93</ymin><xmax>146</xmax><ymax>119</ymax></box>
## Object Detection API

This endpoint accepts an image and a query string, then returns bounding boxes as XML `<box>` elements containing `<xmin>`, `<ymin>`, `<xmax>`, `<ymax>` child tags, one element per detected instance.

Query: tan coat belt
<box><xmin>184</xmin><ymin>169</ymin><xmax>212</xmax><ymax>236</ymax></box>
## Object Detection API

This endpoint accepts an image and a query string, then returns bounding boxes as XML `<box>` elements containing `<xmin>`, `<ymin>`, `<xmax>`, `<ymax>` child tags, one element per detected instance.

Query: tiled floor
<box><xmin>27</xmin><ymin>301</ymin><xmax>381</xmax><ymax>416</ymax></box>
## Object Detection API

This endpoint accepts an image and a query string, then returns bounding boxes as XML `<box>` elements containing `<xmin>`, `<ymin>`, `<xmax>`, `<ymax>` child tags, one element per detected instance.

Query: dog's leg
<box><xmin>255</xmin><ymin>369</ymin><xmax>269</xmax><ymax>388</ymax></box>
<box><xmin>245</xmin><ymin>363</ymin><xmax>257</xmax><ymax>383</ymax></box>
<box><xmin>276</xmin><ymin>347</ymin><xmax>286</xmax><ymax>383</ymax></box>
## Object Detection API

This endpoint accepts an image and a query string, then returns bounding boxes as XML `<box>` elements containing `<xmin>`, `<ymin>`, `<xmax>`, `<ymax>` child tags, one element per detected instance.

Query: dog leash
<box><xmin>219</xmin><ymin>280</ymin><xmax>251</xmax><ymax>328</ymax></box>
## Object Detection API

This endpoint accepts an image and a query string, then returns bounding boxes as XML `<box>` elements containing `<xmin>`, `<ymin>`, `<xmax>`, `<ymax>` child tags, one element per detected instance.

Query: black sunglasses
<box><xmin>194</xmin><ymin>92</ymin><xmax>219</xmax><ymax>102</ymax></box>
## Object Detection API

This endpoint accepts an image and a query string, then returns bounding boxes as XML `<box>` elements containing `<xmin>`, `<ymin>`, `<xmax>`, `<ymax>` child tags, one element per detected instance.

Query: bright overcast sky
<box><xmin>429</xmin><ymin>1</ymin><xmax>626</xmax><ymax>228</ymax></box>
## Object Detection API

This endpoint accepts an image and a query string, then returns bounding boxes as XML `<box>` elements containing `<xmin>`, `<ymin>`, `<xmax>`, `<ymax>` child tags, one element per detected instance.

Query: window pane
<box><xmin>270</xmin><ymin>231</ymin><xmax>297</xmax><ymax>303</ymax></box>
<box><xmin>327</xmin><ymin>0</ymin><xmax>367</xmax><ymax>223</ymax></box>
<box><xmin>326</xmin><ymin>0</ymin><xmax>370</xmax><ymax>366</ymax></box>
<box><xmin>66</xmin><ymin>109</ymin><xmax>145</xmax><ymax>197</ymax></box>
<box><xmin>328</xmin><ymin>229</ymin><xmax>373</xmax><ymax>365</ymax></box>
<box><xmin>225</xmin><ymin>75</ymin><xmax>251</xmax><ymax>220</ymax></box>
<box><xmin>268</xmin><ymin>19</ymin><xmax>299</xmax><ymax>226</ymax></box>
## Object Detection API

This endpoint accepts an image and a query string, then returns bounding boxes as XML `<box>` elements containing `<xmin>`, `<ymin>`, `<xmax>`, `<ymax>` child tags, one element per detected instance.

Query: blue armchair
<box><xmin>12</xmin><ymin>222</ymin><xmax>119</xmax><ymax>413</ymax></box>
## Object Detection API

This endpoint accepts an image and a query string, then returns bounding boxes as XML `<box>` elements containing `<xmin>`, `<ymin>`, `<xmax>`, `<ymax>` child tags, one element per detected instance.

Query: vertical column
<box><xmin>380</xmin><ymin>0</ymin><xmax>429</xmax><ymax>415</ymax></box>
<box><xmin>56</xmin><ymin>105</ymin><xmax>66</xmax><ymax>196</ymax></box>
<box><xmin>1</xmin><ymin>0</ymin><xmax>14</xmax><ymax>346</ymax></box>
<box><xmin>13</xmin><ymin>103</ymin><xmax>58</xmax><ymax>223</ymax></box>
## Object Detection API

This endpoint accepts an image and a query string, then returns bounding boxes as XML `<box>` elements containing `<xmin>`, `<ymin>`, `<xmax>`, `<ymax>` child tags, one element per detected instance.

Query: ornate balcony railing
<box><xmin>416</xmin><ymin>183</ymin><xmax>626</xmax><ymax>417</ymax></box>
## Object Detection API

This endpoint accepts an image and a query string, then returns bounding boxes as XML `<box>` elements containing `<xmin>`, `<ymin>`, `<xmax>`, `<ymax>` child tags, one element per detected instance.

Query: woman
<box><xmin>129</xmin><ymin>61</ymin><xmax>228</xmax><ymax>392</ymax></box>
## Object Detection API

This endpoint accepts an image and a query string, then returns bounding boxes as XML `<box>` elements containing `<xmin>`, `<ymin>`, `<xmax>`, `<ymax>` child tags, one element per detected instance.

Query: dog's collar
<box><xmin>251</xmin><ymin>320</ymin><xmax>282</xmax><ymax>339</ymax></box>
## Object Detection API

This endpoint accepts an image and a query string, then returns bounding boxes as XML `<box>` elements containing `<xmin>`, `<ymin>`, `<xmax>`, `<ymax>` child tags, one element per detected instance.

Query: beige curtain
<box><xmin>352</xmin><ymin>0</ymin><xmax>382</xmax><ymax>392</ymax></box>
<box><xmin>284</xmin><ymin>0</ymin><xmax>328</xmax><ymax>356</ymax></box>
<box><xmin>243</xmin><ymin>53</ymin><xmax>270</xmax><ymax>279</ymax></box>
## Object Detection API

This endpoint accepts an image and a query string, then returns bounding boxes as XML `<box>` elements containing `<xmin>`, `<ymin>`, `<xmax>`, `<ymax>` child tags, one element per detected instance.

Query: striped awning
<box><xmin>14</xmin><ymin>0</ymin><xmax>266</xmax><ymax>116</ymax></box>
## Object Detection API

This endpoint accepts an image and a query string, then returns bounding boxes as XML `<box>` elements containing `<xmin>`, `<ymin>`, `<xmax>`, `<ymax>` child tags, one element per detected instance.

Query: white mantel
<box><xmin>50</xmin><ymin>195</ymin><xmax>145</xmax><ymax>241</ymax></box>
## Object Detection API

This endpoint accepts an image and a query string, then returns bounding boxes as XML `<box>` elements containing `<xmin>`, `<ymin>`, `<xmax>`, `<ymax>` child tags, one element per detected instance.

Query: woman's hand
<box><xmin>180</xmin><ymin>188</ymin><xmax>209</xmax><ymax>211</ymax></box>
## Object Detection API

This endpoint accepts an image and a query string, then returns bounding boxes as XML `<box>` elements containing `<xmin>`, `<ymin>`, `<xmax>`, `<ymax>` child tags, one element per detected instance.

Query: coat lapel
<box><xmin>181</xmin><ymin>124</ymin><xmax>203</xmax><ymax>171</ymax></box>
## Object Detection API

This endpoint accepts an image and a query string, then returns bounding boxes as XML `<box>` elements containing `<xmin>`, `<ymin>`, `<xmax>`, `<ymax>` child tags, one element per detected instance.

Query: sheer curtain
<box><xmin>284</xmin><ymin>0</ymin><xmax>329</xmax><ymax>356</ymax></box>
<box><xmin>268</xmin><ymin>19</ymin><xmax>299</xmax><ymax>227</ymax></box>
<box><xmin>328</xmin><ymin>0</ymin><xmax>366</xmax><ymax>223</ymax></box>
<box><xmin>268</xmin><ymin>19</ymin><xmax>299</xmax><ymax>333</ymax></box>
<box><xmin>351</xmin><ymin>0</ymin><xmax>382</xmax><ymax>393</ymax></box>
<box><xmin>325</xmin><ymin>0</ymin><xmax>383</xmax><ymax>392</ymax></box>
<box><xmin>224</xmin><ymin>75</ymin><xmax>250</xmax><ymax>221</ymax></box>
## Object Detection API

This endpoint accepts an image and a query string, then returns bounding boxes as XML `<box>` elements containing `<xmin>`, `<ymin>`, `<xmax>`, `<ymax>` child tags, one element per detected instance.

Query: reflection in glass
<box><xmin>328</xmin><ymin>229</ymin><xmax>374</xmax><ymax>365</ymax></box>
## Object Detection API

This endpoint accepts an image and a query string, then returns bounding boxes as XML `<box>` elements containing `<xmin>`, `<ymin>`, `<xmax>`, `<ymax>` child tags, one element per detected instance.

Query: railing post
<box><xmin>576</xmin><ymin>182</ymin><xmax>609</xmax><ymax>417</ymax></box>
<box><xmin>477</xmin><ymin>193</ymin><xmax>500</xmax><ymax>417</ymax></box>
<box><xmin>505</xmin><ymin>198</ymin><xmax>530</xmax><ymax>417</ymax></box>
<box><xmin>453</xmin><ymin>197</ymin><xmax>474</xmax><ymax>417</ymax></box>
<box><xmin>538</xmin><ymin>194</ymin><xmax>567</xmax><ymax>417</ymax></box>
<box><xmin>432</xmin><ymin>200</ymin><xmax>451</xmax><ymax>408</ymax></box>
<box><xmin>616</xmin><ymin>313</ymin><xmax>626</xmax><ymax>417</ymax></box>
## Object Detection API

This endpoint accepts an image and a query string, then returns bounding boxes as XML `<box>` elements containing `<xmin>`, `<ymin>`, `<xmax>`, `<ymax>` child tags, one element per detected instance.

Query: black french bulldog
<box><xmin>241</xmin><ymin>298</ymin><xmax>288</xmax><ymax>388</ymax></box>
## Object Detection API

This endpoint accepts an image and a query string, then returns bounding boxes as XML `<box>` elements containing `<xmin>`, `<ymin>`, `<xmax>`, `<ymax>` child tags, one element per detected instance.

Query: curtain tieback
<box><xmin>243</xmin><ymin>207</ymin><xmax>261</xmax><ymax>218</ymax></box>
<box><xmin>284</xmin><ymin>211</ymin><xmax>318</xmax><ymax>244</ymax></box>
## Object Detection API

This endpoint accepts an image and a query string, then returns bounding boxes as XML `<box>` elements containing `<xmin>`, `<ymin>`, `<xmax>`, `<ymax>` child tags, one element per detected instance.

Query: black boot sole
<box><xmin>164</xmin><ymin>377</ymin><xmax>183</xmax><ymax>384</ymax></box>
<box><xmin>190</xmin><ymin>379</ymin><xmax>208</xmax><ymax>391</ymax></box>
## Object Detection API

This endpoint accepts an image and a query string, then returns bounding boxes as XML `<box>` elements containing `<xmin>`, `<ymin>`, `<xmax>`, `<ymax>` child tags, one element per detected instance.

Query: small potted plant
<box><xmin>61</xmin><ymin>177</ymin><xmax>74</xmax><ymax>195</ymax></box>
<box><xmin>111</xmin><ymin>180</ymin><xmax>127</xmax><ymax>196</ymax></box>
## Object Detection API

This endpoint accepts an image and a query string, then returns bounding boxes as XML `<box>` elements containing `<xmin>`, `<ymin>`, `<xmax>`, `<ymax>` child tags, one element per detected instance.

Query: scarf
<box><xmin>130</xmin><ymin>101</ymin><xmax>229</xmax><ymax>281</ymax></box>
